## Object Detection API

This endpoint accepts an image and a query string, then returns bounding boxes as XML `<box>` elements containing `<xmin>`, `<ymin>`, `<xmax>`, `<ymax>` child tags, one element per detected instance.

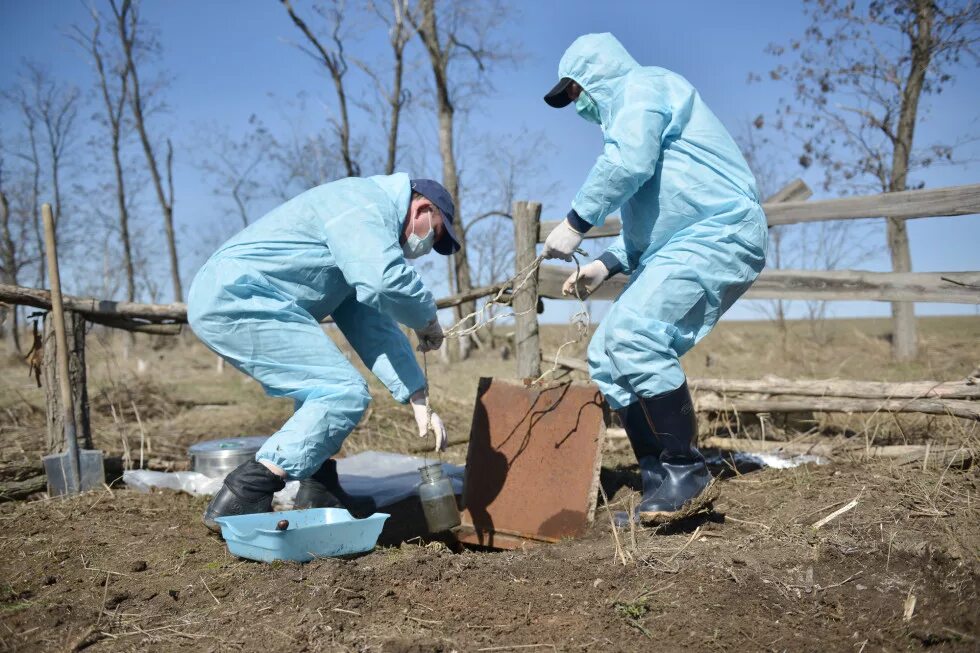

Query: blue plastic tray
<box><xmin>215</xmin><ymin>508</ymin><xmax>389</xmax><ymax>562</ymax></box>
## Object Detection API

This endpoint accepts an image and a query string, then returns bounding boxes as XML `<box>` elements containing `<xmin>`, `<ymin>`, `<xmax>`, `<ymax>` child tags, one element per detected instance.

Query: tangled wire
<box><xmin>420</xmin><ymin>253</ymin><xmax>593</xmax><ymax>454</ymax></box>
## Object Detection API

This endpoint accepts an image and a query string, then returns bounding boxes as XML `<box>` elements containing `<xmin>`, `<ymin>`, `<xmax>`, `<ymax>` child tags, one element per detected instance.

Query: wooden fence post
<box><xmin>43</xmin><ymin>310</ymin><xmax>92</xmax><ymax>451</ymax></box>
<box><xmin>512</xmin><ymin>201</ymin><xmax>542</xmax><ymax>379</ymax></box>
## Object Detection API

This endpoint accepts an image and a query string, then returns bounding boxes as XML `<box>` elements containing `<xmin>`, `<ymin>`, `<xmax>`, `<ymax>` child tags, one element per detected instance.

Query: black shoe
<box><xmin>633</xmin><ymin>382</ymin><xmax>716</xmax><ymax>523</ymax></box>
<box><xmin>203</xmin><ymin>460</ymin><xmax>285</xmax><ymax>533</ymax></box>
<box><xmin>293</xmin><ymin>459</ymin><xmax>377</xmax><ymax>519</ymax></box>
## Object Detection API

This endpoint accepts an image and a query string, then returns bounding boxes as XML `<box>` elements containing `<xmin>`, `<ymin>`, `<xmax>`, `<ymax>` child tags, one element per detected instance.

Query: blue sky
<box><xmin>1</xmin><ymin>0</ymin><xmax>978</xmax><ymax>322</ymax></box>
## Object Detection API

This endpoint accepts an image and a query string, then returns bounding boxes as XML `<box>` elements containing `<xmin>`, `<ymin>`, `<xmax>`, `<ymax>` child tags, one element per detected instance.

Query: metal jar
<box><xmin>188</xmin><ymin>436</ymin><xmax>269</xmax><ymax>478</ymax></box>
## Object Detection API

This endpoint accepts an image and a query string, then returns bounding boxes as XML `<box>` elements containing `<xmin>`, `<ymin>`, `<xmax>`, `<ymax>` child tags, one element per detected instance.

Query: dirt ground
<box><xmin>1</xmin><ymin>316</ymin><xmax>978</xmax><ymax>651</ymax></box>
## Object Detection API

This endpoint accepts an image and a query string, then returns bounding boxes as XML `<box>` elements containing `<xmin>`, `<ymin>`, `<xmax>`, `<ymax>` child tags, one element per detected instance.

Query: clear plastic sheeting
<box><xmin>123</xmin><ymin>470</ymin><xmax>225</xmax><ymax>496</ymax></box>
<box><xmin>704</xmin><ymin>451</ymin><xmax>826</xmax><ymax>469</ymax></box>
<box><xmin>123</xmin><ymin>450</ymin><xmax>464</xmax><ymax>510</ymax></box>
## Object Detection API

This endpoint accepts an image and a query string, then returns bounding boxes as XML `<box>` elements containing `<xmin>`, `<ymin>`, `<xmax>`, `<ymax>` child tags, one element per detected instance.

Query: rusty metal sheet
<box><xmin>457</xmin><ymin>378</ymin><xmax>606</xmax><ymax>549</ymax></box>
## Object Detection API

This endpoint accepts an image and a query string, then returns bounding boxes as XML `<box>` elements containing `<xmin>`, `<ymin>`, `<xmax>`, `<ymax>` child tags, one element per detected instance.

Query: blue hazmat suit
<box><xmin>188</xmin><ymin>173</ymin><xmax>435</xmax><ymax>479</ymax></box>
<box><xmin>558</xmin><ymin>34</ymin><xmax>768</xmax><ymax>409</ymax></box>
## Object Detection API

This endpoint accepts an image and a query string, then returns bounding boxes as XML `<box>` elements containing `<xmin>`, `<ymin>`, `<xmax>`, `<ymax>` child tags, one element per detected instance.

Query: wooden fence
<box><xmin>511</xmin><ymin>182</ymin><xmax>980</xmax><ymax>421</ymax></box>
<box><xmin>1</xmin><ymin>182</ymin><xmax>978</xmax><ymax>456</ymax></box>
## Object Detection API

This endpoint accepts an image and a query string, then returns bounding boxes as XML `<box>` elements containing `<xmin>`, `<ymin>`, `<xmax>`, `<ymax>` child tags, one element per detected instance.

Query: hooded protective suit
<box><xmin>188</xmin><ymin>173</ymin><xmax>435</xmax><ymax>478</ymax></box>
<box><xmin>558</xmin><ymin>33</ymin><xmax>768</xmax><ymax>408</ymax></box>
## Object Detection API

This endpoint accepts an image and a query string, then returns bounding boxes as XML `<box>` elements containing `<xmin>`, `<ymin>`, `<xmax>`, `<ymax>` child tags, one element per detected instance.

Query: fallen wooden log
<box><xmin>605</xmin><ymin>430</ymin><xmax>973</xmax><ymax>467</ymax></box>
<box><xmin>689</xmin><ymin>377</ymin><xmax>980</xmax><ymax>400</ymax></box>
<box><xmin>547</xmin><ymin>354</ymin><xmax>979</xmax><ymax>408</ymax></box>
<box><xmin>695</xmin><ymin>394</ymin><xmax>979</xmax><ymax>421</ymax></box>
<box><xmin>0</xmin><ymin>475</ymin><xmax>46</xmax><ymax>502</ymax></box>
<box><xmin>699</xmin><ymin>435</ymin><xmax>973</xmax><ymax>468</ymax></box>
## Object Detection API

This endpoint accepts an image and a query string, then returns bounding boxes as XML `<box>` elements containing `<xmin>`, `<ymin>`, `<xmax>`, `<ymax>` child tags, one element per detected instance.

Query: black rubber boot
<box><xmin>293</xmin><ymin>459</ymin><xmax>377</xmax><ymax>519</ymax></box>
<box><xmin>617</xmin><ymin>401</ymin><xmax>667</xmax><ymax>506</ymax></box>
<box><xmin>203</xmin><ymin>459</ymin><xmax>286</xmax><ymax>533</ymax></box>
<box><xmin>634</xmin><ymin>381</ymin><xmax>716</xmax><ymax>523</ymax></box>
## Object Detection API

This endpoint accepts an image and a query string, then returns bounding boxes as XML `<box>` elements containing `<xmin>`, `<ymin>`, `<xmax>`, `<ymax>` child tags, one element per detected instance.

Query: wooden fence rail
<box><xmin>536</xmin><ymin>265</ymin><xmax>980</xmax><ymax>304</ymax></box>
<box><xmin>536</xmin><ymin>182</ymin><xmax>980</xmax><ymax>241</ymax></box>
<box><xmin>515</xmin><ymin>182</ymin><xmax>980</xmax><ymax>423</ymax></box>
<box><xmin>0</xmin><ymin>280</ymin><xmax>512</xmax><ymax>331</ymax></box>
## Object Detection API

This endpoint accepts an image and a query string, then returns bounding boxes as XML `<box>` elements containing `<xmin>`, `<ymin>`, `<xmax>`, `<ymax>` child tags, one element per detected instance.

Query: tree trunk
<box><xmin>42</xmin><ymin>310</ymin><xmax>92</xmax><ymax>452</ymax></box>
<box><xmin>885</xmin><ymin>0</ymin><xmax>934</xmax><ymax>361</ymax></box>
<box><xmin>385</xmin><ymin>46</ymin><xmax>404</xmax><ymax>175</ymax></box>
<box><xmin>114</xmin><ymin>0</ymin><xmax>183</xmax><ymax>301</ymax></box>
<box><xmin>0</xmin><ymin>191</ymin><xmax>21</xmax><ymax>353</ymax></box>
<box><xmin>416</xmin><ymin>0</ymin><xmax>475</xmax><ymax>360</ymax></box>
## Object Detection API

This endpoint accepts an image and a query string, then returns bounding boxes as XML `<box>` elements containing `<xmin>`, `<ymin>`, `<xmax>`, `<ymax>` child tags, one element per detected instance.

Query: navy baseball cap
<box><xmin>411</xmin><ymin>178</ymin><xmax>460</xmax><ymax>255</ymax></box>
<box><xmin>544</xmin><ymin>77</ymin><xmax>574</xmax><ymax>108</ymax></box>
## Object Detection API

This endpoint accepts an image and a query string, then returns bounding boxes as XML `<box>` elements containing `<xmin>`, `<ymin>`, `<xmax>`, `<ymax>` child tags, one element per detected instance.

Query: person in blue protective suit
<box><xmin>541</xmin><ymin>33</ymin><xmax>768</xmax><ymax>523</ymax></box>
<box><xmin>188</xmin><ymin>174</ymin><xmax>460</xmax><ymax>531</ymax></box>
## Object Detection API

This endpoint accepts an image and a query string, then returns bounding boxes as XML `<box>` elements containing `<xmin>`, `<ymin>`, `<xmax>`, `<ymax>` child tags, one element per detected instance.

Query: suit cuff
<box><xmin>596</xmin><ymin>252</ymin><xmax>624</xmax><ymax>277</ymax></box>
<box><xmin>566</xmin><ymin>209</ymin><xmax>593</xmax><ymax>234</ymax></box>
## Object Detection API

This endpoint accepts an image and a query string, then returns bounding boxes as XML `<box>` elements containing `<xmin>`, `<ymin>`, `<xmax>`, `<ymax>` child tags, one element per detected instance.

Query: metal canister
<box><xmin>188</xmin><ymin>436</ymin><xmax>268</xmax><ymax>478</ymax></box>
<box><xmin>417</xmin><ymin>463</ymin><xmax>461</xmax><ymax>532</ymax></box>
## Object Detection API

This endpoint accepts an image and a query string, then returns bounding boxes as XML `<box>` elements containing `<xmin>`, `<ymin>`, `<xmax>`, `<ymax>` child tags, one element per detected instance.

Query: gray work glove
<box><xmin>410</xmin><ymin>393</ymin><xmax>448</xmax><ymax>452</ymax></box>
<box><xmin>542</xmin><ymin>219</ymin><xmax>584</xmax><ymax>261</ymax></box>
<box><xmin>415</xmin><ymin>317</ymin><xmax>444</xmax><ymax>352</ymax></box>
<box><xmin>562</xmin><ymin>260</ymin><xmax>609</xmax><ymax>298</ymax></box>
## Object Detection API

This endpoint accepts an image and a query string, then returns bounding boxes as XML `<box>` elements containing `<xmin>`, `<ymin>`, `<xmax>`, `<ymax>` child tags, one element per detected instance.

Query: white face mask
<box><xmin>402</xmin><ymin>211</ymin><xmax>434</xmax><ymax>259</ymax></box>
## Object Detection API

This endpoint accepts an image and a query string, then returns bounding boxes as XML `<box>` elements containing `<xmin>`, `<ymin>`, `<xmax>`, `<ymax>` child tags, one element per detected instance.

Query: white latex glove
<box><xmin>410</xmin><ymin>393</ymin><xmax>448</xmax><ymax>452</ymax></box>
<box><xmin>414</xmin><ymin>317</ymin><xmax>444</xmax><ymax>352</ymax></box>
<box><xmin>562</xmin><ymin>260</ymin><xmax>610</xmax><ymax>298</ymax></box>
<box><xmin>542</xmin><ymin>219</ymin><xmax>584</xmax><ymax>261</ymax></box>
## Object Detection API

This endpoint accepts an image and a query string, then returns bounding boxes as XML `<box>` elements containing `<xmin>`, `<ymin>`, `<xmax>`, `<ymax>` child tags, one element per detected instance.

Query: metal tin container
<box><xmin>188</xmin><ymin>436</ymin><xmax>268</xmax><ymax>478</ymax></box>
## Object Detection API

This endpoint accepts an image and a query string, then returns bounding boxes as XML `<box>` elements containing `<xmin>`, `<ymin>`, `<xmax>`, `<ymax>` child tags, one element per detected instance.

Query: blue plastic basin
<box><xmin>215</xmin><ymin>508</ymin><xmax>390</xmax><ymax>562</ymax></box>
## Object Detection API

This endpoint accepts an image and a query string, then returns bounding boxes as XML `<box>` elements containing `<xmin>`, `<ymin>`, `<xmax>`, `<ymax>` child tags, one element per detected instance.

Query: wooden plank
<box><xmin>537</xmin><ymin>183</ymin><xmax>980</xmax><ymax>241</ymax></box>
<box><xmin>537</xmin><ymin>265</ymin><xmax>980</xmax><ymax>304</ymax></box>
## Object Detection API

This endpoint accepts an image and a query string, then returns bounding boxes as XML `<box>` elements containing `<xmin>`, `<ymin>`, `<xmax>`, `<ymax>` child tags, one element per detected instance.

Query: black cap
<box><xmin>410</xmin><ymin>178</ymin><xmax>460</xmax><ymax>255</ymax></box>
<box><xmin>543</xmin><ymin>77</ymin><xmax>574</xmax><ymax>108</ymax></box>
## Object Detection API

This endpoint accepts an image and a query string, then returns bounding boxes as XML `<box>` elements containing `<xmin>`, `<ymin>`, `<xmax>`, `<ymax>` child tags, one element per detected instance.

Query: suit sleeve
<box><xmin>571</xmin><ymin>77</ymin><xmax>672</xmax><ymax>227</ymax></box>
<box><xmin>321</xmin><ymin>195</ymin><xmax>437</xmax><ymax>330</ymax></box>
<box><xmin>332</xmin><ymin>295</ymin><xmax>426</xmax><ymax>403</ymax></box>
<box><xmin>596</xmin><ymin>233</ymin><xmax>632</xmax><ymax>276</ymax></box>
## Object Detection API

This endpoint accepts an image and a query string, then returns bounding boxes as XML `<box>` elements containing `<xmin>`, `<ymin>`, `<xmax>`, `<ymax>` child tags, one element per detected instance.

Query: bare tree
<box><xmin>197</xmin><ymin>116</ymin><xmax>270</xmax><ymax>228</ymax></box>
<box><xmin>361</xmin><ymin>0</ymin><xmax>413</xmax><ymax>174</ymax></box>
<box><xmin>760</xmin><ymin>0</ymin><xmax>980</xmax><ymax>360</ymax></box>
<box><xmin>73</xmin><ymin>6</ymin><xmax>137</xmax><ymax>302</ymax></box>
<box><xmin>110</xmin><ymin>0</ymin><xmax>182</xmax><ymax>301</ymax></box>
<box><xmin>6</xmin><ymin>90</ymin><xmax>44</xmax><ymax>288</ymax></box>
<box><xmin>26</xmin><ymin>64</ymin><xmax>79</xmax><ymax>239</ymax></box>
<box><xmin>0</xmin><ymin>161</ymin><xmax>21</xmax><ymax>352</ymax></box>
<box><xmin>412</xmin><ymin>0</ymin><xmax>510</xmax><ymax>358</ymax></box>
<box><xmin>4</xmin><ymin>66</ymin><xmax>80</xmax><ymax>288</ymax></box>
<box><xmin>281</xmin><ymin>0</ymin><xmax>361</xmax><ymax>178</ymax></box>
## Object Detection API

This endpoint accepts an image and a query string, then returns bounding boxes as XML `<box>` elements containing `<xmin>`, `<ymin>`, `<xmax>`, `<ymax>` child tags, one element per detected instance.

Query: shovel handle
<box><xmin>42</xmin><ymin>204</ymin><xmax>80</xmax><ymax>491</ymax></box>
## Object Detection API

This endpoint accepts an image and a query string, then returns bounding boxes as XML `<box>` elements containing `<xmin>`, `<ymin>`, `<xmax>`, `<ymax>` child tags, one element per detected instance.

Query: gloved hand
<box><xmin>410</xmin><ymin>393</ymin><xmax>448</xmax><ymax>452</ymax></box>
<box><xmin>542</xmin><ymin>219</ymin><xmax>584</xmax><ymax>261</ymax></box>
<box><xmin>562</xmin><ymin>260</ymin><xmax>610</xmax><ymax>297</ymax></box>
<box><xmin>414</xmin><ymin>317</ymin><xmax>444</xmax><ymax>352</ymax></box>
